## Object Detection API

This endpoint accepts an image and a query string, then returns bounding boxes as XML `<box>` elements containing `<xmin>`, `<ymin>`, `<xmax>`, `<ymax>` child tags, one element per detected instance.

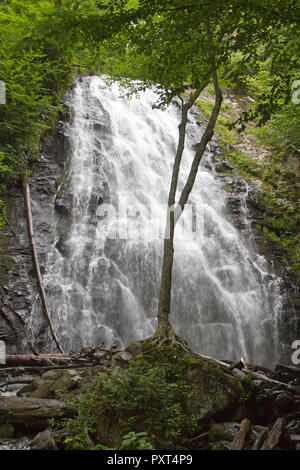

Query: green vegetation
<box><xmin>196</xmin><ymin>87</ymin><xmax>300</xmax><ymax>275</ymax></box>
<box><xmin>53</xmin><ymin>346</ymin><xmax>199</xmax><ymax>450</ymax></box>
<box><xmin>0</xmin><ymin>0</ymin><xmax>133</xmax><ymax>208</ymax></box>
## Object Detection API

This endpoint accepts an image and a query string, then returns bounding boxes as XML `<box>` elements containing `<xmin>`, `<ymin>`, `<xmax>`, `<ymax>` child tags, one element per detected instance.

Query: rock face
<box><xmin>207</xmin><ymin>144</ymin><xmax>300</xmax><ymax>363</ymax></box>
<box><xmin>0</xmin><ymin>117</ymin><xmax>69</xmax><ymax>353</ymax></box>
<box><xmin>0</xmin><ymin>88</ymin><xmax>298</xmax><ymax>363</ymax></box>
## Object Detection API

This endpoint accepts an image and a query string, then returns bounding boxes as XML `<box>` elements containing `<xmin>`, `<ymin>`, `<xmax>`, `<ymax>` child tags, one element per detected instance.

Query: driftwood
<box><xmin>261</xmin><ymin>418</ymin><xmax>286</xmax><ymax>450</ymax></box>
<box><xmin>251</xmin><ymin>429</ymin><xmax>268</xmax><ymax>450</ymax></box>
<box><xmin>22</xmin><ymin>178</ymin><xmax>63</xmax><ymax>353</ymax></box>
<box><xmin>0</xmin><ymin>354</ymin><xmax>97</xmax><ymax>368</ymax></box>
<box><xmin>244</xmin><ymin>368</ymin><xmax>300</xmax><ymax>395</ymax></box>
<box><xmin>188</xmin><ymin>432</ymin><xmax>209</xmax><ymax>443</ymax></box>
<box><xmin>0</xmin><ymin>342</ymin><xmax>118</xmax><ymax>368</ymax></box>
<box><xmin>275</xmin><ymin>364</ymin><xmax>300</xmax><ymax>379</ymax></box>
<box><xmin>0</xmin><ymin>378</ymin><xmax>33</xmax><ymax>389</ymax></box>
<box><xmin>0</xmin><ymin>363</ymin><xmax>98</xmax><ymax>374</ymax></box>
<box><xmin>231</xmin><ymin>418</ymin><xmax>251</xmax><ymax>450</ymax></box>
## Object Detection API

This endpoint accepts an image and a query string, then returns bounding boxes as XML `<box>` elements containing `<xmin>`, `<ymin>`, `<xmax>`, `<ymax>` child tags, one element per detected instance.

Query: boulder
<box><xmin>185</xmin><ymin>360</ymin><xmax>244</xmax><ymax>422</ymax></box>
<box><xmin>209</xmin><ymin>422</ymin><xmax>240</xmax><ymax>443</ymax></box>
<box><xmin>31</xmin><ymin>428</ymin><xmax>58</xmax><ymax>450</ymax></box>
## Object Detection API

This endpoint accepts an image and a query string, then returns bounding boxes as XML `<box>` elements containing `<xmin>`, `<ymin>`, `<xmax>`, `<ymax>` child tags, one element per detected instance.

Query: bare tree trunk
<box><xmin>156</xmin><ymin>54</ymin><xmax>223</xmax><ymax>340</ymax></box>
<box><xmin>156</xmin><ymin>86</ymin><xmax>207</xmax><ymax>339</ymax></box>
<box><xmin>22</xmin><ymin>176</ymin><xmax>64</xmax><ymax>353</ymax></box>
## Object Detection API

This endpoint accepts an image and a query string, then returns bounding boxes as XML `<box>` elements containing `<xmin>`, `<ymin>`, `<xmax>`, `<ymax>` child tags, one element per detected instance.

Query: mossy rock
<box><xmin>124</xmin><ymin>340</ymin><xmax>245</xmax><ymax>424</ymax></box>
<box><xmin>209</xmin><ymin>422</ymin><xmax>239</xmax><ymax>443</ymax></box>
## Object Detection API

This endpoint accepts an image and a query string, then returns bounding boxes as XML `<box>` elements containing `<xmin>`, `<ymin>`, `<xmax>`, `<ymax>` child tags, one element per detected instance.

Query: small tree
<box><xmin>102</xmin><ymin>0</ymin><xmax>299</xmax><ymax>346</ymax></box>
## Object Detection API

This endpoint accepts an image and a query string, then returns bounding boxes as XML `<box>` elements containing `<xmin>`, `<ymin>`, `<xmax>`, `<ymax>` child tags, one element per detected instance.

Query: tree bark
<box><xmin>22</xmin><ymin>177</ymin><xmax>64</xmax><ymax>353</ymax></box>
<box><xmin>231</xmin><ymin>418</ymin><xmax>251</xmax><ymax>450</ymax></box>
<box><xmin>156</xmin><ymin>86</ymin><xmax>207</xmax><ymax>339</ymax></box>
<box><xmin>156</xmin><ymin>50</ymin><xmax>223</xmax><ymax>340</ymax></box>
<box><xmin>261</xmin><ymin>418</ymin><xmax>286</xmax><ymax>450</ymax></box>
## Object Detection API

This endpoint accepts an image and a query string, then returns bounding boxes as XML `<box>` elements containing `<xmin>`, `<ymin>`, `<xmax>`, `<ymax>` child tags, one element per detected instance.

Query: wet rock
<box><xmin>184</xmin><ymin>361</ymin><xmax>244</xmax><ymax>423</ymax></box>
<box><xmin>31</xmin><ymin>428</ymin><xmax>58</xmax><ymax>450</ymax></box>
<box><xmin>274</xmin><ymin>392</ymin><xmax>295</xmax><ymax>414</ymax></box>
<box><xmin>29</xmin><ymin>370</ymin><xmax>81</xmax><ymax>399</ymax></box>
<box><xmin>55</xmin><ymin>194</ymin><xmax>73</xmax><ymax>216</ymax></box>
<box><xmin>214</xmin><ymin>159</ymin><xmax>235</xmax><ymax>174</ymax></box>
<box><xmin>286</xmin><ymin>419</ymin><xmax>300</xmax><ymax>434</ymax></box>
<box><xmin>111</xmin><ymin>351</ymin><xmax>133</xmax><ymax>376</ymax></box>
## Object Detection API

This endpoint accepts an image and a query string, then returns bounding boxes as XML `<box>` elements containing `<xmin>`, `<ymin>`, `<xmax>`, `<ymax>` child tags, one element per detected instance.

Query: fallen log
<box><xmin>261</xmin><ymin>418</ymin><xmax>286</xmax><ymax>450</ymax></box>
<box><xmin>231</xmin><ymin>418</ymin><xmax>251</xmax><ymax>450</ymax></box>
<box><xmin>0</xmin><ymin>378</ymin><xmax>33</xmax><ymax>389</ymax></box>
<box><xmin>275</xmin><ymin>364</ymin><xmax>300</xmax><ymax>379</ymax></box>
<box><xmin>251</xmin><ymin>429</ymin><xmax>268</xmax><ymax>450</ymax></box>
<box><xmin>244</xmin><ymin>369</ymin><xmax>300</xmax><ymax>395</ymax></box>
<box><xmin>0</xmin><ymin>354</ymin><xmax>98</xmax><ymax>368</ymax></box>
<box><xmin>0</xmin><ymin>363</ymin><xmax>98</xmax><ymax>374</ymax></box>
<box><xmin>22</xmin><ymin>178</ymin><xmax>63</xmax><ymax>354</ymax></box>
<box><xmin>0</xmin><ymin>396</ymin><xmax>73</xmax><ymax>431</ymax></box>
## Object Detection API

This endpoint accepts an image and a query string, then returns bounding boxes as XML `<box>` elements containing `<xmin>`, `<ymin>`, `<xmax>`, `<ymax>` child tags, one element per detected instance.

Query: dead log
<box><xmin>261</xmin><ymin>418</ymin><xmax>286</xmax><ymax>450</ymax></box>
<box><xmin>22</xmin><ymin>178</ymin><xmax>63</xmax><ymax>353</ymax></box>
<box><xmin>231</xmin><ymin>418</ymin><xmax>251</xmax><ymax>450</ymax></box>
<box><xmin>0</xmin><ymin>354</ymin><xmax>81</xmax><ymax>367</ymax></box>
<box><xmin>251</xmin><ymin>429</ymin><xmax>268</xmax><ymax>450</ymax></box>
<box><xmin>0</xmin><ymin>378</ymin><xmax>33</xmax><ymax>389</ymax></box>
<box><xmin>244</xmin><ymin>369</ymin><xmax>300</xmax><ymax>395</ymax></box>
<box><xmin>0</xmin><ymin>353</ymin><xmax>105</xmax><ymax>368</ymax></box>
<box><xmin>275</xmin><ymin>364</ymin><xmax>300</xmax><ymax>379</ymax></box>
<box><xmin>0</xmin><ymin>363</ymin><xmax>98</xmax><ymax>374</ymax></box>
<box><xmin>0</xmin><ymin>396</ymin><xmax>73</xmax><ymax>431</ymax></box>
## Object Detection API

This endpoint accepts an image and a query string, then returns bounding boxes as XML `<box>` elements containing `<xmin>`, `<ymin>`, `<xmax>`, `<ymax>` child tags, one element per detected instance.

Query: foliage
<box><xmin>252</xmin><ymin>105</ymin><xmax>300</xmax><ymax>159</ymax></box>
<box><xmin>54</xmin><ymin>346</ymin><xmax>199</xmax><ymax>450</ymax></box>
<box><xmin>198</xmin><ymin>91</ymin><xmax>299</xmax><ymax>275</ymax></box>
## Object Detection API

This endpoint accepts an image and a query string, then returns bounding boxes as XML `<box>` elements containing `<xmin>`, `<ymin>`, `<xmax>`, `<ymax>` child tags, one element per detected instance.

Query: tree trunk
<box><xmin>22</xmin><ymin>177</ymin><xmax>64</xmax><ymax>353</ymax></box>
<box><xmin>156</xmin><ymin>56</ymin><xmax>222</xmax><ymax>340</ymax></box>
<box><xmin>156</xmin><ymin>86</ymin><xmax>206</xmax><ymax>339</ymax></box>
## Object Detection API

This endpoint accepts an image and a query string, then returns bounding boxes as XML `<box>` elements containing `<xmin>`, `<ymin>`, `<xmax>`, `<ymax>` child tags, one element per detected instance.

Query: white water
<box><xmin>29</xmin><ymin>76</ymin><xmax>284</xmax><ymax>366</ymax></box>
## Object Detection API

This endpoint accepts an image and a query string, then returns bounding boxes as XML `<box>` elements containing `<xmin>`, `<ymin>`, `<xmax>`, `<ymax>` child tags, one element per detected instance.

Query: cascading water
<box><xmin>29</xmin><ymin>76</ymin><xmax>284</xmax><ymax>367</ymax></box>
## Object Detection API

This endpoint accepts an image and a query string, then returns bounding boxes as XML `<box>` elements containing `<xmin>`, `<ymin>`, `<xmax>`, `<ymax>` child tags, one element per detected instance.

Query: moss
<box><xmin>223</xmin><ymin>184</ymin><xmax>233</xmax><ymax>192</ymax></box>
<box><xmin>55</xmin><ymin>344</ymin><xmax>247</xmax><ymax>450</ymax></box>
<box><xmin>197</xmin><ymin>93</ymin><xmax>299</xmax><ymax>278</ymax></box>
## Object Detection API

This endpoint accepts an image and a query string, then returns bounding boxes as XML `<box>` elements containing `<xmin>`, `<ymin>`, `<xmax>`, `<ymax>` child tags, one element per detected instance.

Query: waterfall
<box><xmin>29</xmin><ymin>76</ymin><xmax>284</xmax><ymax>367</ymax></box>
